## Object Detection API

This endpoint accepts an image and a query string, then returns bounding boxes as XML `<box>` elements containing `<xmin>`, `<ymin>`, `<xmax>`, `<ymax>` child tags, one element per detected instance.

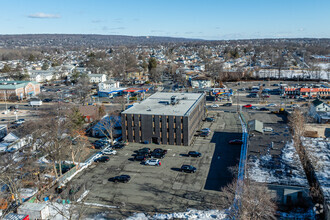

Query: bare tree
<box><xmin>96</xmin><ymin>112</ymin><xmax>121</xmax><ymax>145</ymax></box>
<box><xmin>221</xmin><ymin>178</ymin><xmax>277</xmax><ymax>220</ymax></box>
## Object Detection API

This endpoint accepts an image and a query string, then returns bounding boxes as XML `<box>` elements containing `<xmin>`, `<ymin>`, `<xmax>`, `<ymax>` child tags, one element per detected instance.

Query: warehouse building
<box><xmin>121</xmin><ymin>92</ymin><xmax>205</xmax><ymax>146</ymax></box>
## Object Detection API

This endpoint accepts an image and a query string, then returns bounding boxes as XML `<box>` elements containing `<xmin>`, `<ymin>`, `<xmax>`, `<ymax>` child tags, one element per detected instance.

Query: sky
<box><xmin>0</xmin><ymin>0</ymin><xmax>329</xmax><ymax>40</ymax></box>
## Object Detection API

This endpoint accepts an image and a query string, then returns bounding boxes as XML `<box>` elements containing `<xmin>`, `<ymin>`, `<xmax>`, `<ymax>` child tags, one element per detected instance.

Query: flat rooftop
<box><xmin>122</xmin><ymin>92</ymin><xmax>204</xmax><ymax>116</ymax></box>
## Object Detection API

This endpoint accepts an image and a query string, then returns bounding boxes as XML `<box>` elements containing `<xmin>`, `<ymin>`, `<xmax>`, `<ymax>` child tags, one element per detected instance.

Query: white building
<box><xmin>191</xmin><ymin>76</ymin><xmax>212</xmax><ymax>88</ymax></box>
<box><xmin>309</xmin><ymin>99</ymin><xmax>330</xmax><ymax>123</ymax></box>
<box><xmin>88</xmin><ymin>74</ymin><xmax>107</xmax><ymax>83</ymax></box>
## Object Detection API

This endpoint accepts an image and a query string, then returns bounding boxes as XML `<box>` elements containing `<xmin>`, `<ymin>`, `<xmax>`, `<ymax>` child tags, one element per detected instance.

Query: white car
<box><xmin>251</xmin><ymin>106</ymin><xmax>259</xmax><ymax>110</ymax></box>
<box><xmin>144</xmin><ymin>159</ymin><xmax>161</xmax><ymax>166</ymax></box>
<box><xmin>267</xmin><ymin>103</ymin><xmax>277</xmax><ymax>107</ymax></box>
<box><xmin>102</xmin><ymin>149</ymin><xmax>117</xmax><ymax>155</ymax></box>
<box><xmin>291</xmin><ymin>104</ymin><xmax>300</xmax><ymax>108</ymax></box>
<box><xmin>211</xmin><ymin>104</ymin><xmax>219</xmax><ymax>108</ymax></box>
<box><xmin>263</xmin><ymin>127</ymin><xmax>273</xmax><ymax>132</ymax></box>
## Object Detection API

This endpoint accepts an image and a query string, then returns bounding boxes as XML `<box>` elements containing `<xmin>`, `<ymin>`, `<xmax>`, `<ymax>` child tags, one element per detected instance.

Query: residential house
<box><xmin>90</xmin><ymin>115</ymin><xmax>122</xmax><ymax>138</ymax></box>
<box><xmin>0</xmin><ymin>131</ymin><xmax>29</xmax><ymax>153</ymax></box>
<box><xmin>0</xmin><ymin>81</ymin><xmax>41</xmax><ymax>100</ymax></box>
<box><xmin>88</xmin><ymin>74</ymin><xmax>107</xmax><ymax>83</ymax></box>
<box><xmin>309</xmin><ymin>99</ymin><xmax>330</xmax><ymax>123</ymax></box>
<box><xmin>78</xmin><ymin>105</ymin><xmax>105</xmax><ymax>123</ymax></box>
<box><xmin>0</xmin><ymin>125</ymin><xmax>7</xmax><ymax>140</ymax></box>
<box><xmin>28</xmin><ymin>70</ymin><xmax>55</xmax><ymax>82</ymax></box>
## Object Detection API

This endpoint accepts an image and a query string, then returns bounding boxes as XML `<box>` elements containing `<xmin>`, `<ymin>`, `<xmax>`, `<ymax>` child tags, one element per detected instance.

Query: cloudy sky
<box><xmin>1</xmin><ymin>0</ymin><xmax>329</xmax><ymax>40</ymax></box>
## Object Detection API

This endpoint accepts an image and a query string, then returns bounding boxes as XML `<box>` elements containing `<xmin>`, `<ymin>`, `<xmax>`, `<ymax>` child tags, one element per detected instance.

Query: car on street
<box><xmin>109</xmin><ymin>175</ymin><xmax>131</xmax><ymax>183</ymax></box>
<box><xmin>262</xmin><ymin>94</ymin><xmax>270</xmax><ymax>98</ymax></box>
<box><xmin>145</xmin><ymin>159</ymin><xmax>161</xmax><ymax>166</ymax></box>
<box><xmin>211</xmin><ymin>104</ymin><xmax>219</xmax><ymax>108</ymax></box>
<box><xmin>251</xmin><ymin>106</ymin><xmax>259</xmax><ymax>110</ymax></box>
<box><xmin>243</xmin><ymin>104</ymin><xmax>252</xmax><ymax>108</ymax></box>
<box><xmin>102</xmin><ymin>149</ymin><xmax>117</xmax><ymax>155</ymax></box>
<box><xmin>267</xmin><ymin>103</ymin><xmax>277</xmax><ymax>107</ymax></box>
<box><xmin>188</xmin><ymin>151</ymin><xmax>202</xmax><ymax>157</ymax></box>
<box><xmin>94</xmin><ymin>156</ymin><xmax>110</xmax><ymax>163</ymax></box>
<box><xmin>260</xmin><ymin>107</ymin><xmax>270</xmax><ymax>111</ymax></box>
<box><xmin>229</xmin><ymin>139</ymin><xmax>243</xmax><ymax>145</ymax></box>
<box><xmin>180</xmin><ymin>165</ymin><xmax>197</xmax><ymax>173</ymax></box>
<box><xmin>223</xmin><ymin>103</ymin><xmax>232</xmax><ymax>107</ymax></box>
<box><xmin>291</xmin><ymin>104</ymin><xmax>300</xmax><ymax>108</ymax></box>
<box><xmin>134</xmin><ymin>155</ymin><xmax>148</xmax><ymax>161</ymax></box>
<box><xmin>205</xmin><ymin>117</ymin><xmax>215</xmax><ymax>122</ymax></box>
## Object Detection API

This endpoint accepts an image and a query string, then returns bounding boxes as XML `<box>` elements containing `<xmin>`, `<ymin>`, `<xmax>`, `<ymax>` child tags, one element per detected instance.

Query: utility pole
<box><xmin>236</xmin><ymin>90</ymin><xmax>240</xmax><ymax>113</ymax></box>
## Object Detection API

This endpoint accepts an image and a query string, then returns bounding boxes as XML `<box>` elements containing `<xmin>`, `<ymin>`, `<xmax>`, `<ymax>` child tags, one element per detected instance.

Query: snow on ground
<box><xmin>302</xmin><ymin>137</ymin><xmax>330</xmax><ymax>202</ymax></box>
<box><xmin>126</xmin><ymin>209</ymin><xmax>226</xmax><ymax>220</ymax></box>
<box><xmin>248</xmin><ymin>141</ymin><xmax>308</xmax><ymax>187</ymax></box>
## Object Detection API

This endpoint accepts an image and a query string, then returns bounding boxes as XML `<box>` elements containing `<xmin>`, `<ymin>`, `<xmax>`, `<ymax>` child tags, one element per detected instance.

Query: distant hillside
<box><xmin>0</xmin><ymin>34</ymin><xmax>203</xmax><ymax>48</ymax></box>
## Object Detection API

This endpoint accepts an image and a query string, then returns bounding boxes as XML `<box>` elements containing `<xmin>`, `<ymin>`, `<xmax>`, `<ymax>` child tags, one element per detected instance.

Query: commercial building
<box><xmin>0</xmin><ymin>81</ymin><xmax>40</xmax><ymax>100</ymax></box>
<box><xmin>121</xmin><ymin>92</ymin><xmax>205</xmax><ymax>146</ymax></box>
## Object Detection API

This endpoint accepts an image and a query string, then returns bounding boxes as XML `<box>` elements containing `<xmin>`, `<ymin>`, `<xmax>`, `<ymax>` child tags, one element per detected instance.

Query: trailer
<box><xmin>29</xmin><ymin>100</ymin><xmax>42</xmax><ymax>107</ymax></box>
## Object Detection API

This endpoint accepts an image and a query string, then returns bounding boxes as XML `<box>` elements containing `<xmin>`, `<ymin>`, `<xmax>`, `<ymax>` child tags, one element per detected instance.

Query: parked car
<box><xmin>297</xmin><ymin>98</ymin><xmax>307</xmax><ymax>102</ymax></box>
<box><xmin>229</xmin><ymin>139</ymin><xmax>243</xmax><ymax>145</ymax></box>
<box><xmin>153</xmin><ymin>148</ymin><xmax>167</xmax><ymax>154</ymax></box>
<box><xmin>137</xmin><ymin>148</ymin><xmax>151</xmax><ymax>154</ymax></box>
<box><xmin>200</xmin><ymin>132</ymin><xmax>210</xmax><ymax>137</ymax></box>
<box><xmin>188</xmin><ymin>151</ymin><xmax>202</xmax><ymax>157</ymax></box>
<box><xmin>201</xmin><ymin>128</ymin><xmax>211</xmax><ymax>133</ymax></box>
<box><xmin>259</xmin><ymin>107</ymin><xmax>270</xmax><ymax>111</ymax></box>
<box><xmin>150</xmin><ymin>152</ymin><xmax>165</xmax><ymax>159</ymax></box>
<box><xmin>145</xmin><ymin>159</ymin><xmax>161</xmax><ymax>166</ymax></box>
<box><xmin>223</xmin><ymin>103</ymin><xmax>232</xmax><ymax>106</ymax></box>
<box><xmin>94</xmin><ymin>156</ymin><xmax>110</xmax><ymax>163</ymax></box>
<box><xmin>109</xmin><ymin>175</ymin><xmax>131</xmax><ymax>183</ymax></box>
<box><xmin>243</xmin><ymin>104</ymin><xmax>252</xmax><ymax>108</ymax></box>
<box><xmin>112</xmin><ymin>144</ymin><xmax>125</xmax><ymax>149</ymax></box>
<box><xmin>102</xmin><ymin>149</ymin><xmax>117</xmax><ymax>155</ymax></box>
<box><xmin>180</xmin><ymin>165</ymin><xmax>197</xmax><ymax>173</ymax></box>
<box><xmin>263</xmin><ymin>127</ymin><xmax>273</xmax><ymax>132</ymax></box>
<box><xmin>251</xmin><ymin>106</ymin><xmax>259</xmax><ymax>110</ymax></box>
<box><xmin>134</xmin><ymin>155</ymin><xmax>148</xmax><ymax>161</ymax></box>
<box><xmin>205</xmin><ymin>117</ymin><xmax>215</xmax><ymax>122</ymax></box>
<box><xmin>262</xmin><ymin>94</ymin><xmax>270</xmax><ymax>98</ymax></box>
<box><xmin>211</xmin><ymin>104</ymin><xmax>219</xmax><ymax>108</ymax></box>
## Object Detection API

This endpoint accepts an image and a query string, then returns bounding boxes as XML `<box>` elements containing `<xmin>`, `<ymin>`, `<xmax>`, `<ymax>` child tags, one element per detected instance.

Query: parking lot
<box><xmin>69</xmin><ymin>112</ymin><xmax>242</xmax><ymax>217</ymax></box>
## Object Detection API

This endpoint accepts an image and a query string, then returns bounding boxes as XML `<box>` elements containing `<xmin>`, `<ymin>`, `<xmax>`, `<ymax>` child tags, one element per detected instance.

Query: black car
<box><xmin>223</xmin><ymin>103</ymin><xmax>232</xmax><ymax>107</ymax></box>
<box><xmin>259</xmin><ymin>107</ymin><xmax>269</xmax><ymax>111</ymax></box>
<box><xmin>205</xmin><ymin>117</ymin><xmax>215</xmax><ymax>122</ymax></box>
<box><xmin>112</xmin><ymin>144</ymin><xmax>125</xmax><ymax>149</ymax></box>
<box><xmin>136</xmin><ymin>152</ymin><xmax>150</xmax><ymax>157</ymax></box>
<box><xmin>134</xmin><ymin>155</ymin><xmax>148</xmax><ymax>161</ymax></box>
<box><xmin>150</xmin><ymin>152</ymin><xmax>165</xmax><ymax>159</ymax></box>
<box><xmin>94</xmin><ymin>156</ymin><xmax>110</xmax><ymax>162</ymax></box>
<box><xmin>137</xmin><ymin>148</ymin><xmax>151</xmax><ymax>154</ymax></box>
<box><xmin>43</xmin><ymin>98</ymin><xmax>52</xmax><ymax>102</ymax></box>
<box><xmin>109</xmin><ymin>175</ymin><xmax>131</xmax><ymax>183</ymax></box>
<box><xmin>188</xmin><ymin>151</ymin><xmax>202</xmax><ymax>157</ymax></box>
<box><xmin>153</xmin><ymin>148</ymin><xmax>167</xmax><ymax>154</ymax></box>
<box><xmin>180</xmin><ymin>165</ymin><xmax>197</xmax><ymax>173</ymax></box>
<box><xmin>199</xmin><ymin>132</ymin><xmax>209</xmax><ymax>137</ymax></box>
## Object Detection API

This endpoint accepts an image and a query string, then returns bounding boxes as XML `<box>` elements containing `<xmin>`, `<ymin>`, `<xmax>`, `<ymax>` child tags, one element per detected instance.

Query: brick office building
<box><xmin>0</xmin><ymin>81</ymin><xmax>40</xmax><ymax>100</ymax></box>
<box><xmin>121</xmin><ymin>92</ymin><xmax>206</xmax><ymax>146</ymax></box>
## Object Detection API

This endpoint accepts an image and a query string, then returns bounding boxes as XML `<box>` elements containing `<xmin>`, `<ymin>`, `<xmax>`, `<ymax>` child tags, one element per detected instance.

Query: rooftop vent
<box><xmin>171</xmin><ymin>96</ymin><xmax>178</xmax><ymax>105</ymax></box>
